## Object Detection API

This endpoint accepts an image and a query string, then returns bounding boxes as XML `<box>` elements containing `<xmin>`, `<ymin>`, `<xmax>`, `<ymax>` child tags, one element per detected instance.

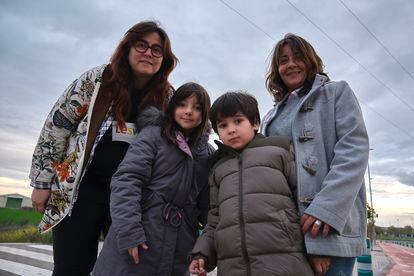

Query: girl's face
<box><xmin>174</xmin><ymin>94</ymin><xmax>202</xmax><ymax>136</ymax></box>
<box><xmin>128</xmin><ymin>32</ymin><xmax>163</xmax><ymax>83</ymax></box>
<box><xmin>278</xmin><ymin>44</ymin><xmax>308</xmax><ymax>92</ymax></box>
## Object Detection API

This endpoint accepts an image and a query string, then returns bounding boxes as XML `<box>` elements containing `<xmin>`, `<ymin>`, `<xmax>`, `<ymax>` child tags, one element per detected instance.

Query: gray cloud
<box><xmin>0</xmin><ymin>0</ymin><xmax>413</xmax><ymax>194</ymax></box>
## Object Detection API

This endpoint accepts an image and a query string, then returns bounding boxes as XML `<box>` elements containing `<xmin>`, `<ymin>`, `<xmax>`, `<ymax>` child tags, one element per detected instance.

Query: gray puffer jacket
<box><xmin>93</xmin><ymin>107</ymin><xmax>211</xmax><ymax>276</ymax></box>
<box><xmin>192</xmin><ymin>134</ymin><xmax>313</xmax><ymax>276</ymax></box>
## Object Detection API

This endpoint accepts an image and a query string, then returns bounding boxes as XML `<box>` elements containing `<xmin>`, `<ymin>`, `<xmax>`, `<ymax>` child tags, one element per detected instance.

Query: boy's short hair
<box><xmin>210</xmin><ymin>91</ymin><xmax>261</xmax><ymax>132</ymax></box>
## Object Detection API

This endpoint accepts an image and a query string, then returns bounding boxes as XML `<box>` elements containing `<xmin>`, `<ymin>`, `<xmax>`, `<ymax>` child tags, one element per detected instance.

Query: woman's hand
<box><xmin>31</xmin><ymin>188</ymin><xmax>51</xmax><ymax>213</ymax></box>
<box><xmin>189</xmin><ymin>258</ymin><xmax>206</xmax><ymax>276</ymax></box>
<box><xmin>300</xmin><ymin>213</ymin><xmax>331</xmax><ymax>238</ymax></box>
<box><xmin>309</xmin><ymin>255</ymin><xmax>331</xmax><ymax>275</ymax></box>
<box><xmin>128</xmin><ymin>242</ymin><xmax>148</xmax><ymax>264</ymax></box>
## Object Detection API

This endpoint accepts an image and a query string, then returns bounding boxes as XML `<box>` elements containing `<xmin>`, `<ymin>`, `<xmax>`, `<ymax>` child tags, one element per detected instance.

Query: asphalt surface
<box><xmin>0</xmin><ymin>243</ymin><xmax>217</xmax><ymax>276</ymax></box>
<box><xmin>2</xmin><ymin>241</ymin><xmax>413</xmax><ymax>275</ymax></box>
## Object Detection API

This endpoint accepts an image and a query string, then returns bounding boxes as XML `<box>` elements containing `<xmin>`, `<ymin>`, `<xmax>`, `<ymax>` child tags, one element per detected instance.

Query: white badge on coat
<box><xmin>112</xmin><ymin>121</ymin><xmax>137</xmax><ymax>144</ymax></box>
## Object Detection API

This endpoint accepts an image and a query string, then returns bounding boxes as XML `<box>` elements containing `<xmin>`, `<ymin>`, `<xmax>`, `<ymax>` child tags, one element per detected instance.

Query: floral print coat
<box><xmin>30</xmin><ymin>64</ymin><xmax>109</xmax><ymax>233</ymax></box>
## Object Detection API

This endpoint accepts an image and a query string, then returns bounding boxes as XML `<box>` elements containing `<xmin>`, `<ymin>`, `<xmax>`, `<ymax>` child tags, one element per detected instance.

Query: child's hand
<box><xmin>309</xmin><ymin>255</ymin><xmax>330</xmax><ymax>275</ymax></box>
<box><xmin>189</xmin><ymin>258</ymin><xmax>206</xmax><ymax>276</ymax></box>
<box><xmin>127</xmin><ymin>242</ymin><xmax>148</xmax><ymax>264</ymax></box>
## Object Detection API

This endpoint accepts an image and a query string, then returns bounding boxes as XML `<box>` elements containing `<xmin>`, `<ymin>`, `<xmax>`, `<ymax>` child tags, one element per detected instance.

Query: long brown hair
<box><xmin>265</xmin><ymin>33</ymin><xmax>325</xmax><ymax>102</ymax></box>
<box><xmin>163</xmin><ymin>82</ymin><xmax>211</xmax><ymax>145</ymax></box>
<box><xmin>102</xmin><ymin>21</ymin><xmax>178</xmax><ymax>127</ymax></box>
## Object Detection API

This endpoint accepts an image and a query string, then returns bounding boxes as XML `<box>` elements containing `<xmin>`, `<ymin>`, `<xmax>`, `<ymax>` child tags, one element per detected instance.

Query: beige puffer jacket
<box><xmin>192</xmin><ymin>134</ymin><xmax>313</xmax><ymax>275</ymax></box>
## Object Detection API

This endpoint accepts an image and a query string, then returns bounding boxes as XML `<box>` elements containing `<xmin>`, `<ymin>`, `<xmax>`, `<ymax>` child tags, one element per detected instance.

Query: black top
<box><xmin>78</xmin><ymin>97</ymin><xmax>140</xmax><ymax>204</ymax></box>
<box><xmin>78</xmin><ymin>126</ymin><xmax>132</xmax><ymax>203</ymax></box>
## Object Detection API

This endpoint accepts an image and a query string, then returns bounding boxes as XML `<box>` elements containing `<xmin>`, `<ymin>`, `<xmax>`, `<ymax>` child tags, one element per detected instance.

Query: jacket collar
<box><xmin>311</xmin><ymin>74</ymin><xmax>329</xmax><ymax>90</ymax></box>
<box><xmin>210</xmin><ymin>134</ymin><xmax>265</xmax><ymax>167</ymax></box>
<box><xmin>261</xmin><ymin>74</ymin><xmax>329</xmax><ymax>135</ymax></box>
<box><xmin>136</xmin><ymin>106</ymin><xmax>211</xmax><ymax>158</ymax></box>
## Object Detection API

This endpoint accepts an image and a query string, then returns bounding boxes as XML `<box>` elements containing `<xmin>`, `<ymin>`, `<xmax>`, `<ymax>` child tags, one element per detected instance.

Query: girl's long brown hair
<box><xmin>265</xmin><ymin>33</ymin><xmax>325</xmax><ymax>102</ymax></box>
<box><xmin>102</xmin><ymin>21</ymin><xmax>178</xmax><ymax>127</ymax></box>
<box><xmin>163</xmin><ymin>82</ymin><xmax>211</xmax><ymax>145</ymax></box>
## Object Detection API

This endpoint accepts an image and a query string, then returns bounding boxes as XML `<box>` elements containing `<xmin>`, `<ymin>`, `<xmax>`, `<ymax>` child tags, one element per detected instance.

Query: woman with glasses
<box><xmin>30</xmin><ymin>20</ymin><xmax>178</xmax><ymax>276</ymax></box>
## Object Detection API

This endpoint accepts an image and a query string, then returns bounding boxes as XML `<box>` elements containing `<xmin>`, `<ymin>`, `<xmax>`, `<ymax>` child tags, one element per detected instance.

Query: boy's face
<box><xmin>216</xmin><ymin>113</ymin><xmax>259</xmax><ymax>150</ymax></box>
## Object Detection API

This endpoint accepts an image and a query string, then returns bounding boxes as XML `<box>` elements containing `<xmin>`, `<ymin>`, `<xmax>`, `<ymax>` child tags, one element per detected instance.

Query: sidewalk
<box><xmin>370</xmin><ymin>242</ymin><xmax>392</xmax><ymax>276</ymax></box>
<box><xmin>208</xmin><ymin>244</ymin><xmax>392</xmax><ymax>276</ymax></box>
<box><xmin>0</xmin><ymin>242</ymin><xmax>394</xmax><ymax>276</ymax></box>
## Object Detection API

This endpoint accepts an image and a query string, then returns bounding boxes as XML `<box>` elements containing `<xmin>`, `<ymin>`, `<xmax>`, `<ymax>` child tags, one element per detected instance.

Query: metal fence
<box><xmin>381</xmin><ymin>239</ymin><xmax>414</xmax><ymax>249</ymax></box>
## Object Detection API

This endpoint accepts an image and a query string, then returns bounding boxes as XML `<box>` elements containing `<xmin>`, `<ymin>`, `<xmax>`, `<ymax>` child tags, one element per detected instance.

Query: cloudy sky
<box><xmin>1</xmin><ymin>0</ymin><xmax>413</xmax><ymax>227</ymax></box>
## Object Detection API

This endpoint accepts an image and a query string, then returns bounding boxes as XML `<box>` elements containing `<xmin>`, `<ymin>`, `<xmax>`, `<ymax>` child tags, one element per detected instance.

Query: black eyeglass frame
<box><xmin>133</xmin><ymin>40</ymin><xmax>163</xmax><ymax>58</ymax></box>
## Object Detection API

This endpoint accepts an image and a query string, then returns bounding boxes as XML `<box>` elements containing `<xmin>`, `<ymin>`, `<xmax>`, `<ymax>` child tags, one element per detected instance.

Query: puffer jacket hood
<box><xmin>136</xmin><ymin>106</ymin><xmax>213</xmax><ymax>155</ymax></box>
<box><xmin>135</xmin><ymin>106</ymin><xmax>165</xmax><ymax>131</ymax></box>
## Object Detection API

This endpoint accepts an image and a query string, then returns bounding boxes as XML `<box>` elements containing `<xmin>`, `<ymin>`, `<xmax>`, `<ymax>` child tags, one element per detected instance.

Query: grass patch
<box><xmin>0</xmin><ymin>225</ymin><xmax>52</xmax><ymax>244</ymax></box>
<box><xmin>0</xmin><ymin>208</ymin><xmax>51</xmax><ymax>244</ymax></box>
<box><xmin>0</xmin><ymin>208</ymin><xmax>42</xmax><ymax>226</ymax></box>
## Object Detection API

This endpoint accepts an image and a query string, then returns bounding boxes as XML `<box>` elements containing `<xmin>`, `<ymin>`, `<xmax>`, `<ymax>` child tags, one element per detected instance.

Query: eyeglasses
<box><xmin>133</xmin><ymin>40</ymin><xmax>163</xmax><ymax>58</ymax></box>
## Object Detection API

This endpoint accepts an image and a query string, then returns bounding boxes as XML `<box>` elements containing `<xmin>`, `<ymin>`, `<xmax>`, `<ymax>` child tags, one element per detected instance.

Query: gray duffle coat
<box><xmin>93</xmin><ymin>108</ymin><xmax>211</xmax><ymax>276</ymax></box>
<box><xmin>261</xmin><ymin>74</ymin><xmax>369</xmax><ymax>257</ymax></box>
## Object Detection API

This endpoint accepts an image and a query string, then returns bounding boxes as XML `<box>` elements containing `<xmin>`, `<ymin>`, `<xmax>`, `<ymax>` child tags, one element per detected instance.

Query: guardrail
<box><xmin>381</xmin><ymin>240</ymin><xmax>414</xmax><ymax>248</ymax></box>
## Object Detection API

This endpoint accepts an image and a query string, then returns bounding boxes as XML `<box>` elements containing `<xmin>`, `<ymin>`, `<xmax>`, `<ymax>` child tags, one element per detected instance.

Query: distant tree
<box><xmin>402</xmin><ymin>225</ymin><xmax>413</xmax><ymax>235</ymax></box>
<box><xmin>367</xmin><ymin>204</ymin><xmax>378</xmax><ymax>240</ymax></box>
<box><xmin>375</xmin><ymin>225</ymin><xmax>384</xmax><ymax>236</ymax></box>
<box><xmin>367</xmin><ymin>204</ymin><xmax>378</xmax><ymax>223</ymax></box>
<box><xmin>388</xmin><ymin>226</ymin><xmax>397</xmax><ymax>236</ymax></box>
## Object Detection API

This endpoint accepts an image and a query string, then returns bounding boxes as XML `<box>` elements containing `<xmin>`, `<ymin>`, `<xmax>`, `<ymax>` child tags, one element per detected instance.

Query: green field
<box><xmin>0</xmin><ymin>208</ymin><xmax>43</xmax><ymax>226</ymax></box>
<box><xmin>0</xmin><ymin>208</ymin><xmax>52</xmax><ymax>244</ymax></box>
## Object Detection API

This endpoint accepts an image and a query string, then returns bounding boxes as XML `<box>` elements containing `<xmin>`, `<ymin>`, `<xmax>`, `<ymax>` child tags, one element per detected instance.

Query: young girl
<box><xmin>93</xmin><ymin>82</ymin><xmax>212</xmax><ymax>276</ymax></box>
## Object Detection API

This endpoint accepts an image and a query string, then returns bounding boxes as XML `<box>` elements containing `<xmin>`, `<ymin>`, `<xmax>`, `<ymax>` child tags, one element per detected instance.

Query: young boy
<box><xmin>189</xmin><ymin>92</ymin><xmax>313</xmax><ymax>276</ymax></box>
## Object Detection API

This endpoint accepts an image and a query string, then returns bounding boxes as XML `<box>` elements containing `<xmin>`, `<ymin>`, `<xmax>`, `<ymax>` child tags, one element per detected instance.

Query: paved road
<box><xmin>0</xmin><ymin>242</ymin><xmax>399</xmax><ymax>276</ymax></box>
<box><xmin>0</xmin><ymin>243</ymin><xmax>217</xmax><ymax>276</ymax></box>
<box><xmin>379</xmin><ymin>242</ymin><xmax>414</xmax><ymax>276</ymax></box>
<box><xmin>0</xmin><ymin>243</ymin><xmax>53</xmax><ymax>275</ymax></box>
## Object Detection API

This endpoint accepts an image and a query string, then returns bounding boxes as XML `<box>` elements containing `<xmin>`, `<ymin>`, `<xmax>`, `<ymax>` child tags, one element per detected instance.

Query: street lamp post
<box><xmin>367</xmin><ymin>148</ymin><xmax>375</xmax><ymax>245</ymax></box>
<box><xmin>367</xmin><ymin>161</ymin><xmax>373</xmax><ymax>213</ymax></box>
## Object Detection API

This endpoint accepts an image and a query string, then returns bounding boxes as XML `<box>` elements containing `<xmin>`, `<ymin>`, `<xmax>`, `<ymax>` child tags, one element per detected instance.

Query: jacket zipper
<box><xmin>238</xmin><ymin>156</ymin><xmax>251</xmax><ymax>275</ymax></box>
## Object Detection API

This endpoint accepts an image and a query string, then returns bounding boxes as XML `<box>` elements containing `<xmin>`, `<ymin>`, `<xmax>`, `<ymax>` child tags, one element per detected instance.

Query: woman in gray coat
<box><xmin>261</xmin><ymin>34</ymin><xmax>369</xmax><ymax>275</ymax></box>
<box><xmin>93</xmin><ymin>83</ymin><xmax>212</xmax><ymax>276</ymax></box>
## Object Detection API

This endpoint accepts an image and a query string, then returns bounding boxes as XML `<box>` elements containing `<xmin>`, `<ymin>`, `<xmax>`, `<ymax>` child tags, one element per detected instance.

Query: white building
<box><xmin>0</xmin><ymin>193</ymin><xmax>32</xmax><ymax>209</ymax></box>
